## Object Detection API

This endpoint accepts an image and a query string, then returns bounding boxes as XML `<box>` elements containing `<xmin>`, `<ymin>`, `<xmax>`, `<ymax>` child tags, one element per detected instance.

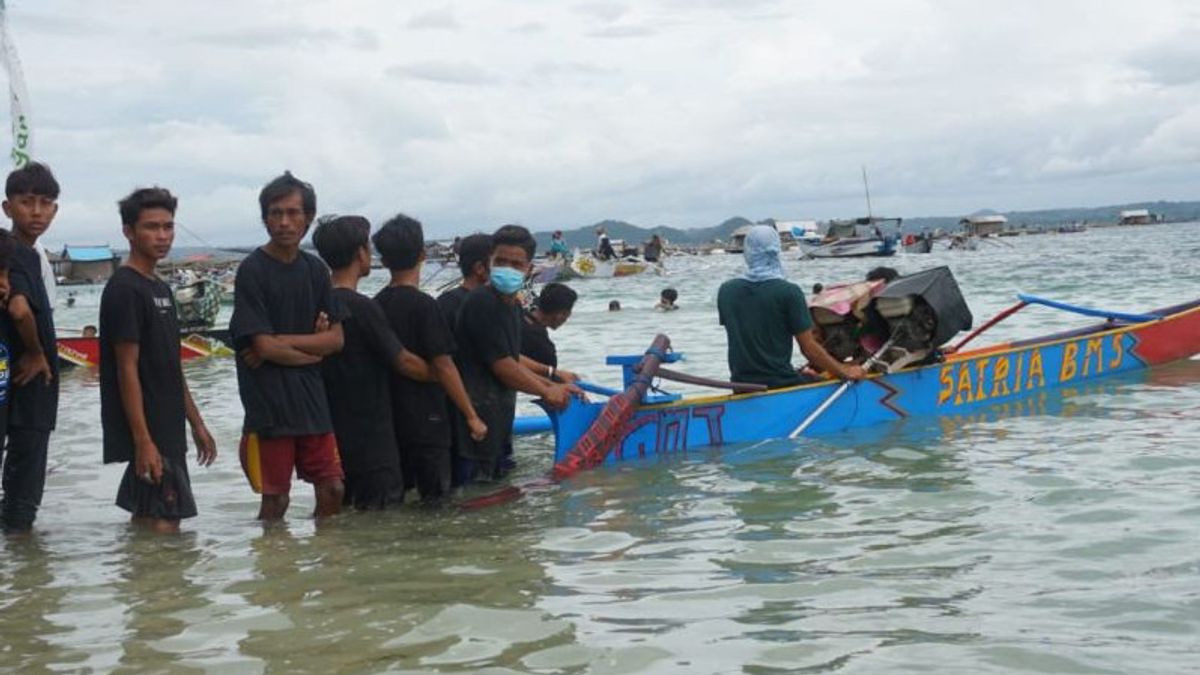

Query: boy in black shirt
<box><xmin>372</xmin><ymin>214</ymin><xmax>486</xmax><ymax>501</ymax></box>
<box><xmin>436</xmin><ymin>233</ymin><xmax>493</xmax><ymax>326</ymax></box>
<box><xmin>230</xmin><ymin>172</ymin><xmax>346</xmax><ymax>520</ymax></box>
<box><xmin>520</xmin><ymin>282</ymin><xmax>577</xmax><ymax>371</ymax></box>
<box><xmin>100</xmin><ymin>188</ymin><xmax>217</xmax><ymax>533</ymax></box>
<box><xmin>312</xmin><ymin>215</ymin><xmax>438</xmax><ymax>509</ymax></box>
<box><xmin>452</xmin><ymin>225</ymin><xmax>577</xmax><ymax>482</ymax></box>
<box><xmin>0</xmin><ymin>162</ymin><xmax>61</xmax><ymax>533</ymax></box>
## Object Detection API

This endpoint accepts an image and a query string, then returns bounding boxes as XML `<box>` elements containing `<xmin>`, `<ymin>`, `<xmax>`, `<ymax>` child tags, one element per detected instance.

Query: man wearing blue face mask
<box><xmin>452</xmin><ymin>224</ymin><xmax>577</xmax><ymax>483</ymax></box>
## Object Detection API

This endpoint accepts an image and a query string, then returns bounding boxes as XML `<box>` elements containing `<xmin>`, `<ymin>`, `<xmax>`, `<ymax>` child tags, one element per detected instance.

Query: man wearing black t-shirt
<box><xmin>520</xmin><ymin>282</ymin><xmax>577</xmax><ymax>370</ymax></box>
<box><xmin>312</xmin><ymin>215</ymin><xmax>440</xmax><ymax>508</ymax></box>
<box><xmin>373</xmin><ymin>214</ymin><xmax>486</xmax><ymax>501</ymax></box>
<box><xmin>452</xmin><ymin>225</ymin><xmax>577</xmax><ymax>482</ymax></box>
<box><xmin>100</xmin><ymin>188</ymin><xmax>217</xmax><ymax>532</ymax></box>
<box><xmin>0</xmin><ymin>162</ymin><xmax>61</xmax><ymax>533</ymax></box>
<box><xmin>436</xmin><ymin>233</ymin><xmax>493</xmax><ymax>327</ymax></box>
<box><xmin>230</xmin><ymin>173</ymin><xmax>346</xmax><ymax>521</ymax></box>
<box><xmin>0</xmin><ymin>229</ymin><xmax>16</xmax><ymax>452</ymax></box>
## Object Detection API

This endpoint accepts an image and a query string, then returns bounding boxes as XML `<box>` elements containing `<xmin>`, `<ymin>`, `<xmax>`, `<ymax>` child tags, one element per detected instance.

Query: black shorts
<box><xmin>116</xmin><ymin>454</ymin><xmax>198</xmax><ymax>520</ymax></box>
<box><xmin>344</xmin><ymin>466</ymin><xmax>404</xmax><ymax>511</ymax></box>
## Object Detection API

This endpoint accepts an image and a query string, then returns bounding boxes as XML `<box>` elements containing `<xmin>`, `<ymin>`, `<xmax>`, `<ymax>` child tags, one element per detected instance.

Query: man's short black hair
<box><xmin>866</xmin><ymin>266</ymin><xmax>899</xmax><ymax>283</ymax></box>
<box><xmin>660</xmin><ymin>287</ymin><xmax>678</xmax><ymax>303</ymax></box>
<box><xmin>118</xmin><ymin>187</ymin><xmax>178</xmax><ymax>227</ymax></box>
<box><xmin>458</xmin><ymin>233</ymin><xmax>494</xmax><ymax>278</ymax></box>
<box><xmin>372</xmin><ymin>213</ymin><xmax>425</xmax><ymax>271</ymax></box>
<box><xmin>6</xmin><ymin>162</ymin><xmax>60</xmax><ymax>199</ymax></box>
<box><xmin>537</xmin><ymin>282</ymin><xmax>577</xmax><ymax>314</ymax></box>
<box><xmin>492</xmin><ymin>224</ymin><xmax>536</xmax><ymax>261</ymax></box>
<box><xmin>0</xmin><ymin>228</ymin><xmax>15</xmax><ymax>271</ymax></box>
<box><xmin>258</xmin><ymin>171</ymin><xmax>316</xmax><ymax>223</ymax></box>
<box><xmin>313</xmin><ymin>215</ymin><xmax>371</xmax><ymax>270</ymax></box>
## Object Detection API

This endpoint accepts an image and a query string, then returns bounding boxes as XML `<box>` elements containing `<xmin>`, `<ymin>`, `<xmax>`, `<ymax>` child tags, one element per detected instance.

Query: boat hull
<box><xmin>57</xmin><ymin>330</ymin><xmax>233</xmax><ymax>369</ymax></box>
<box><xmin>542</xmin><ymin>299</ymin><xmax>1200</xmax><ymax>466</ymax></box>
<box><xmin>800</xmin><ymin>236</ymin><xmax>897</xmax><ymax>258</ymax></box>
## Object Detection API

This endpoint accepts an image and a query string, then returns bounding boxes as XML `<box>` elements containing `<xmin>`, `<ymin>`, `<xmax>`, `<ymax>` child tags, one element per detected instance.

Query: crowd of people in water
<box><xmin>0</xmin><ymin>162</ymin><xmax>874</xmax><ymax>535</ymax></box>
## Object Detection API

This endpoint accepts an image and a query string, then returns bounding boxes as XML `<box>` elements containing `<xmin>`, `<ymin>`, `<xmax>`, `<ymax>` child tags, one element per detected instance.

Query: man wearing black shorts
<box><xmin>0</xmin><ymin>162</ymin><xmax>61</xmax><ymax>533</ymax></box>
<box><xmin>100</xmin><ymin>187</ymin><xmax>217</xmax><ymax>533</ymax></box>
<box><xmin>373</xmin><ymin>214</ymin><xmax>487</xmax><ymax>502</ymax></box>
<box><xmin>312</xmin><ymin>215</ymin><xmax>437</xmax><ymax>509</ymax></box>
<box><xmin>452</xmin><ymin>225</ymin><xmax>577</xmax><ymax>482</ymax></box>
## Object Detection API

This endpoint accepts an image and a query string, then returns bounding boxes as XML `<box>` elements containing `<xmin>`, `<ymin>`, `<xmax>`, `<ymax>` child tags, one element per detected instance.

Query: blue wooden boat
<box><xmin>530</xmin><ymin>296</ymin><xmax>1200</xmax><ymax>475</ymax></box>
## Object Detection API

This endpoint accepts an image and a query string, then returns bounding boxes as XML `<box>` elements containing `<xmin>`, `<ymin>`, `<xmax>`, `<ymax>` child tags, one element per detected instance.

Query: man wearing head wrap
<box><xmin>717</xmin><ymin>225</ymin><xmax>866</xmax><ymax>388</ymax></box>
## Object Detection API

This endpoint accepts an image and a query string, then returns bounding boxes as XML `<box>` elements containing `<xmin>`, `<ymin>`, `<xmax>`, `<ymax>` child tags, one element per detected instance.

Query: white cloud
<box><xmin>4</xmin><ymin>0</ymin><xmax>1199</xmax><ymax>248</ymax></box>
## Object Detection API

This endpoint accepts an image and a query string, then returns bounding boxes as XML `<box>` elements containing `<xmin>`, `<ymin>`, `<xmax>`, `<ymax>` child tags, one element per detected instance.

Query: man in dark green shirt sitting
<box><xmin>718</xmin><ymin>225</ymin><xmax>866</xmax><ymax>388</ymax></box>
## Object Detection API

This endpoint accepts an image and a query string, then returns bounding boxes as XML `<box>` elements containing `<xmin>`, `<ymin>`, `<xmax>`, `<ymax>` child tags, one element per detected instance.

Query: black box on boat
<box><xmin>871</xmin><ymin>266</ymin><xmax>973</xmax><ymax>351</ymax></box>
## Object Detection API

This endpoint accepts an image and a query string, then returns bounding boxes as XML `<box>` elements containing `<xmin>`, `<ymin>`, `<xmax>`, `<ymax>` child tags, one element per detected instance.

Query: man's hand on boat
<box><xmin>554</xmin><ymin>368</ymin><xmax>580</xmax><ymax>383</ymax></box>
<box><xmin>15</xmin><ymin>350</ymin><xmax>54</xmax><ymax>386</ymax></box>
<box><xmin>542</xmin><ymin>381</ymin><xmax>584</xmax><ymax>409</ymax></box>
<box><xmin>837</xmin><ymin>364</ymin><xmax>868</xmax><ymax>382</ymax></box>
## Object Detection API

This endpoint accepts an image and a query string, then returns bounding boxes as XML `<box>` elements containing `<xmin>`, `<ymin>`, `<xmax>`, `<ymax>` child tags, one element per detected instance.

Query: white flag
<box><xmin>0</xmin><ymin>0</ymin><xmax>32</xmax><ymax>168</ymax></box>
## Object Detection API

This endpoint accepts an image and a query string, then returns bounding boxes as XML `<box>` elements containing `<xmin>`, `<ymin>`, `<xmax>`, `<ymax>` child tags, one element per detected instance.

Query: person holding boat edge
<box><xmin>718</xmin><ymin>225</ymin><xmax>866</xmax><ymax>388</ymax></box>
<box><xmin>452</xmin><ymin>225</ymin><xmax>578</xmax><ymax>483</ymax></box>
<box><xmin>100</xmin><ymin>187</ymin><xmax>217</xmax><ymax>533</ymax></box>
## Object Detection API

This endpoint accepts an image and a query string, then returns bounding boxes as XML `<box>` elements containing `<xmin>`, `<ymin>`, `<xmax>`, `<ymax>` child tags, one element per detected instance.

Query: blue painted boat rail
<box><xmin>1017</xmin><ymin>294</ymin><xmax>1162</xmax><ymax>323</ymax></box>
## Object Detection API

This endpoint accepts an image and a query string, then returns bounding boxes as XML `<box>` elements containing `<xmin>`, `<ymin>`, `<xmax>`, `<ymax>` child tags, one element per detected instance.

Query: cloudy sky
<box><xmin>7</xmin><ymin>0</ymin><xmax>1200</xmax><ymax>247</ymax></box>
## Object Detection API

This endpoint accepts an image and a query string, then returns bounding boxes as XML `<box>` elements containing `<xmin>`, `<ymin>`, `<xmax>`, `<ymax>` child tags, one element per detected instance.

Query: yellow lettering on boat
<box><xmin>1013</xmin><ymin>352</ymin><xmax>1025</xmax><ymax>393</ymax></box>
<box><xmin>1082</xmin><ymin>338</ymin><xmax>1104</xmax><ymax>376</ymax></box>
<box><xmin>955</xmin><ymin>365</ymin><xmax>975</xmax><ymax>405</ymax></box>
<box><xmin>1060</xmin><ymin>341</ymin><xmax>1079</xmax><ymax>382</ymax></box>
<box><xmin>1027</xmin><ymin>349</ymin><xmax>1045</xmax><ymax>389</ymax></box>
<box><xmin>991</xmin><ymin>357</ymin><xmax>1011</xmax><ymax>398</ymax></box>
<box><xmin>974</xmin><ymin>357</ymin><xmax>991</xmax><ymax>401</ymax></box>
<box><xmin>937</xmin><ymin>365</ymin><xmax>955</xmax><ymax>406</ymax></box>
<box><xmin>1109</xmin><ymin>333</ymin><xmax>1124</xmax><ymax>369</ymax></box>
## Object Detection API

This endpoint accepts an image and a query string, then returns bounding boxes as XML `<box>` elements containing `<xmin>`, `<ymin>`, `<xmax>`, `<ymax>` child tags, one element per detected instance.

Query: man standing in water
<box><xmin>436</xmin><ymin>233</ymin><xmax>493</xmax><ymax>326</ymax></box>
<box><xmin>718</xmin><ymin>225</ymin><xmax>866</xmax><ymax>388</ymax></box>
<box><xmin>452</xmin><ymin>224</ymin><xmax>576</xmax><ymax>483</ymax></box>
<box><xmin>231</xmin><ymin>172</ymin><xmax>345</xmax><ymax>520</ymax></box>
<box><xmin>0</xmin><ymin>162</ymin><xmax>60</xmax><ymax>533</ymax></box>
<box><xmin>100</xmin><ymin>188</ymin><xmax>217</xmax><ymax>532</ymax></box>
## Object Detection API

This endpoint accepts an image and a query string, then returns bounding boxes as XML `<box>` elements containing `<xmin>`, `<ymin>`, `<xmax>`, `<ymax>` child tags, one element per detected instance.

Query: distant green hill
<box><xmin>531</xmin><ymin>200</ymin><xmax>1199</xmax><ymax>248</ymax></box>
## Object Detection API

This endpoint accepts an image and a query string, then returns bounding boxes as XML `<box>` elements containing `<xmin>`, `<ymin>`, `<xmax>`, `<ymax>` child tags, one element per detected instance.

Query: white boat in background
<box><xmin>569</xmin><ymin>251</ymin><xmax>664</xmax><ymax>278</ymax></box>
<box><xmin>798</xmin><ymin>217</ymin><xmax>901</xmax><ymax>259</ymax></box>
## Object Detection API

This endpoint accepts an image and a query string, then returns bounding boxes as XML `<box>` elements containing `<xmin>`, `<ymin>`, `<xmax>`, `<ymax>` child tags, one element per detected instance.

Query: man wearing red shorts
<box><xmin>230</xmin><ymin>172</ymin><xmax>345</xmax><ymax>520</ymax></box>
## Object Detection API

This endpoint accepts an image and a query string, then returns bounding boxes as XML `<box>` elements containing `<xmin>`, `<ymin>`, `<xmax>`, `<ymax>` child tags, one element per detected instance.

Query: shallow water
<box><xmin>4</xmin><ymin>223</ymin><xmax>1200</xmax><ymax>673</ymax></box>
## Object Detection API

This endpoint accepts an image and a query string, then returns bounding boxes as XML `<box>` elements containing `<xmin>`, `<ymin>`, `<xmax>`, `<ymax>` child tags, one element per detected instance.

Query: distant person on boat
<box><xmin>595</xmin><ymin>227</ymin><xmax>616</xmax><ymax>261</ymax></box>
<box><xmin>230</xmin><ymin>172</ymin><xmax>346</xmax><ymax>521</ymax></box>
<box><xmin>437</xmin><ymin>233</ymin><xmax>493</xmax><ymax>326</ymax></box>
<box><xmin>99</xmin><ymin>186</ymin><xmax>217</xmax><ymax>533</ymax></box>
<box><xmin>373</xmin><ymin>215</ymin><xmax>487</xmax><ymax>502</ymax></box>
<box><xmin>644</xmin><ymin>235</ymin><xmax>664</xmax><ymax>263</ymax></box>
<box><xmin>451</xmin><ymin>224</ymin><xmax>577</xmax><ymax>483</ymax></box>
<box><xmin>717</xmin><ymin>225</ymin><xmax>866</xmax><ymax>389</ymax></box>
<box><xmin>609</xmin><ymin>300</ymin><xmax>621</xmax><ymax>311</ymax></box>
<box><xmin>655</xmin><ymin>288</ymin><xmax>679</xmax><ymax>311</ymax></box>
<box><xmin>313</xmin><ymin>215</ymin><xmax>447</xmax><ymax>509</ymax></box>
<box><xmin>548</xmin><ymin>230</ymin><xmax>569</xmax><ymax>259</ymax></box>
<box><xmin>82</xmin><ymin>325</ymin><xmax>97</xmax><ymax>338</ymax></box>
<box><xmin>0</xmin><ymin>162</ymin><xmax>62</xmax><ymax>533</ymax></box>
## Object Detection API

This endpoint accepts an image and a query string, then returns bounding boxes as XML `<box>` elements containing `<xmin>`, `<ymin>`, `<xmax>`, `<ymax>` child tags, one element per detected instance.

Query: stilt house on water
<box><xmin>959</xmin><ymin>215</ymin><xmax>1008</xmax><ymax>237</ymax></box>
<box><xmin>52</xmin><ymin>245</ymin><xmax>120</xmax><ymax>284</ymax></box>
<box><xmin>1118</xmin><ymin>209</ymin><xmax>1155</xmax><ymax>225</ymax></box>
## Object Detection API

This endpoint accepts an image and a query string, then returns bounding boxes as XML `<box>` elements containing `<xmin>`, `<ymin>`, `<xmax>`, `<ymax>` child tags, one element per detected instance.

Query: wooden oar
<box><xmin>951</xmin><ymin>300</ymin><xmax>1027</xmax><ymax>352</ymax></box>
<box><xmin>654</xmin><ymin>367</ymin><xmax>767</xmax><ymax>394</ymax></box>
<box><xmin>787</xmin><ymin>338</ymin><xmax>894</xmax><ymax>440</ymax></box>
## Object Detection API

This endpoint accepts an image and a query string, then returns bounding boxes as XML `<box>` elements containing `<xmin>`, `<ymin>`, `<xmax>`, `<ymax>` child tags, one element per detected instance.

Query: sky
<box><xmin>6</xmin><ymin>0</ymin><xmax>1200</xmax><ymax>247</ymax></box>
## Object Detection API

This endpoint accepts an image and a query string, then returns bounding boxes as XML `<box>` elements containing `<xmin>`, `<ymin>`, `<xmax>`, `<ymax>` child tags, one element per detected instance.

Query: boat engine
<box><xmin>868</xmin><ymin>266</ymin><xmax>973</xmax><ymax>372</ymax></box>
<box><xmin>810</xmin><ymin>307</ymin><xmax>861</xmax><ymax>362</ymax></box>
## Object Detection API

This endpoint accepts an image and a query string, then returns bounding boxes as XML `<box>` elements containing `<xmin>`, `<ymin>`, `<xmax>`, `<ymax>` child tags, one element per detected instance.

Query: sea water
<box><xmin>2</xmin><ymin>223</ymin><xmax>1198</xmax><ymax>673</ymax></box>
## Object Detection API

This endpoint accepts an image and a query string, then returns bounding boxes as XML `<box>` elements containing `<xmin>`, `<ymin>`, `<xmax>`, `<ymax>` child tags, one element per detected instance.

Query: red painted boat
<box><xmin>56</xmin><ymin>331</ymin><xmax>233</xmax><ymax>369</ymax></box>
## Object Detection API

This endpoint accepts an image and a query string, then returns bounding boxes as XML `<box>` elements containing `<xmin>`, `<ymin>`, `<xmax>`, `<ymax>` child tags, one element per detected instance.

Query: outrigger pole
<box><xmin>0</xmin><ymin>0</ymin><xmax>33</xmax><ymax>167</ymax></box>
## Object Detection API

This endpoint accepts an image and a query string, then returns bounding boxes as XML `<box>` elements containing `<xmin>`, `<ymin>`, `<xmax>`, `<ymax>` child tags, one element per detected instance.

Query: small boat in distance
<box><xmin>798</xmin><ymin>216</ymin><xmax>901</xmax><ymax>258</ymax></box>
